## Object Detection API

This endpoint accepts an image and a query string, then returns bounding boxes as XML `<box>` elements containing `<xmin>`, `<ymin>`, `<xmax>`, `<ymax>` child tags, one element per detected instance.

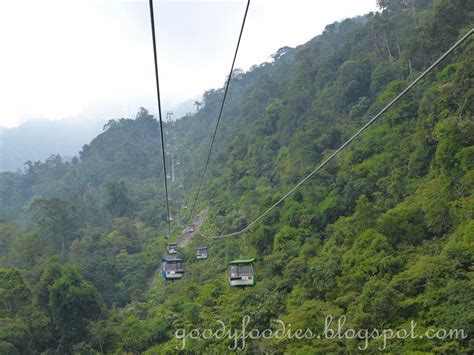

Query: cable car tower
<box><xmin>166</xmin><ymin>111</ymin><xmax>183</xmax><ymax>227</ymax></box>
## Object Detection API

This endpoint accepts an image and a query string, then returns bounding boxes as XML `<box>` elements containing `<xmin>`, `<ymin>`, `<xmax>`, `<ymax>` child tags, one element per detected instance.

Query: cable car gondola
<box><xmin>161</xmin><ymin>258</ymin><xmax>183</xmax><ymax>281</ymax></box>
<box><xmin>167</xmin><ymin>243</ymin><xmax>178</xmax><ymax>254</ymax></box>
<box><xmin>229</xmin><ymin>258</ymin><xmax>256</xmax><ymax>288</ymax></box>
<box><xmin>196</xmin><ymin>246</ymin><xmax>208</xmax><ymax>260</ymax></box>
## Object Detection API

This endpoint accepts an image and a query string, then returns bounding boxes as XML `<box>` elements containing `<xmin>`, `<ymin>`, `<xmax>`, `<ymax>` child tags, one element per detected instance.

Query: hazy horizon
<box><xmin>0</xmin><ymin>0</ymin><xmax>378</xmax><ymax>129</ymax></box>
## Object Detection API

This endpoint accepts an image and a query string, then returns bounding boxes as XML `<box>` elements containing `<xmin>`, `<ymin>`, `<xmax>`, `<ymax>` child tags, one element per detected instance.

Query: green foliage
<box><xmin>30</xmin><ymin>197</ymin><xmax>78</xmax><ymax>256</ymax></box>
<box><xmin>0</xmin><ymin>318</ymin><xmax>33</xmax><ymax>355</ymax></box>
<box><xmin>47</xmin><ymin>265</ymin><xmax>104</xmax><ymax>351</ymax></box>
<box><xmin>104</xmin><ymin>181</ymin><xmax>135</xmax><ymax>218</ymax></box>
<box><xmin>0</xmin><ymin>269</ymin><xmax>31</xmax><ymax>317</ymax></box>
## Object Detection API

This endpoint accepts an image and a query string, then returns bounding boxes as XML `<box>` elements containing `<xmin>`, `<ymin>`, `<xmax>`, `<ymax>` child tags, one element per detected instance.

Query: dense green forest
<box><xmin>0</xmin><ymin>0</ymin><xmax>473</xmax><ymax>353</ymax></box>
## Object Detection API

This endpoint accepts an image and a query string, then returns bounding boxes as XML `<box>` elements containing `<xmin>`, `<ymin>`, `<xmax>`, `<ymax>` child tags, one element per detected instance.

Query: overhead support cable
<box><xmin>197</xmin><ymin>28</ymin><xmax>473</xmax><ymax>240</ymax></box>
<box><xmin>186</xmin><ymin>0</ymin><xmax>251</xmax><ymax>224</ymax></box>
<box><xmin>149</xmin><ymin>0</ymin><xmax>172</xmax><ymax>239</ymax></box>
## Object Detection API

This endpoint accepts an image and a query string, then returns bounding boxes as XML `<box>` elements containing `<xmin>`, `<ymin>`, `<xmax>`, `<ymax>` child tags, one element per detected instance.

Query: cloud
<box><xmin>0</xmin><ymin>0</ymin><xmax>377</xmax><ymax>127</ymax></box>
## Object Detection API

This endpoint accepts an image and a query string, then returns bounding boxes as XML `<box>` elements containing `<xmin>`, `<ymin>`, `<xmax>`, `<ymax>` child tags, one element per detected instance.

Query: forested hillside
<box><xmin>0</xmin><ymin>0</ymin><xmax>473</xmax><ymax>353</ymax></box>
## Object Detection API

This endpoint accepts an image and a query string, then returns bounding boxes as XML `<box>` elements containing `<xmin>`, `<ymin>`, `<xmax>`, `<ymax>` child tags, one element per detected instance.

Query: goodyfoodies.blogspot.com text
<box><xmin>175</xmin><ymin>315</ymin><xmax>468</xmax><ymax>351</ymax></box>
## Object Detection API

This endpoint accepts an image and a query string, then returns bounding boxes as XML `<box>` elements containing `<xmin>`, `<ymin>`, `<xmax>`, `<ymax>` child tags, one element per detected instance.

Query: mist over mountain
<box><xmin>0</xmin><ymin>96</ymin><xmax>198</xmax><ymax>173</ymax></box>
<box><xmin>171</xmin><ymin>98</ymin><xmax>198</xmax><ymax>119</ymax></box>
<box><xmin>0</xmin><ymin>118</ymin><xmax>106</xmax><ymax>172</ymax></box>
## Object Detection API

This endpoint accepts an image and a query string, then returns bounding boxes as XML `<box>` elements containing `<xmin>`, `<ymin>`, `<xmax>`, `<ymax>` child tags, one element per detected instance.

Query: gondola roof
<box><xmin>229</xmin><ymin>258</ymin><xmax>255</xmax><ymax>265</ymax></box>
<box><xmin>162</xmin><ymin>258</ymin><xmax>182</xmax><ymax>262</ymax></box>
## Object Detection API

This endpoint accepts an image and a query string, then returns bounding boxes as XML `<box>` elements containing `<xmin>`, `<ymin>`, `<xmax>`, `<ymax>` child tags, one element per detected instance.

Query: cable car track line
<box><xmin>149</xmin><ymin>0</ymin><xmax>172</xmax><ymax>239</ymax></box>
<box><xmin>186</xmin><ymin>0</ymin><xmax>251</xmax><ymax>224</ymax></box>
<box><xmin>198</xmin><ymin>28</ymin><xmax>473</xmax><ymax>240</ymax></box>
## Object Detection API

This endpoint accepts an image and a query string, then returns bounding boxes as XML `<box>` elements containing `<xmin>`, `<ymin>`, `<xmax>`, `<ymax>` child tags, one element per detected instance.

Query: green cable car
<box><xmin>196</xmin><ymin>246</ymin><xmax>208</xmax><ymax>260</ymax></box>
<box><xmin>229</xmin><ymin>258</ymin><xmax>256</xmax><ymax>288</ymax></box>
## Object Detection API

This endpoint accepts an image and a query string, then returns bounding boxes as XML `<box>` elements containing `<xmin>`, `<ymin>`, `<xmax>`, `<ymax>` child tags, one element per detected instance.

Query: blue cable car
<box><xmin>161</xmin><ymin>258</ymin><xmax>184</xmax><ymax>281</ymax></box>
<box><xmin>196</xmin><ymin>246</ymin><xmax>208</xmax><ymax>260</ymax></box>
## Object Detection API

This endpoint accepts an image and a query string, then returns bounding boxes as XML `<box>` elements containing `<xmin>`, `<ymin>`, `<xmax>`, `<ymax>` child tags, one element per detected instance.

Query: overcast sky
<box><xmin>0</xmin><ymin>0</ymin><xmax>378</xmax><ymax>128</ymax></box>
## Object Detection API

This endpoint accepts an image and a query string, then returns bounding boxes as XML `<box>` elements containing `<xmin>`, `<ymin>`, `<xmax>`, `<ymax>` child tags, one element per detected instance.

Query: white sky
<box><xmin>0</xmin><ymin>0</ymin><xmax>378</xmax><ymax>128</ymax></box>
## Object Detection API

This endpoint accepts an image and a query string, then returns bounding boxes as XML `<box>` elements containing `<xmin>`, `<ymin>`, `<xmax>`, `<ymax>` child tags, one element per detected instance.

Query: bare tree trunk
<box><xmin>137</xmin><ymin>232</ymin><xmax>143</xmax><ymax>251</ymax></box>
<box><xmin>411</xmin><ymin>0</ymin><xmax>418</xmax><ymax>27</ymax></box>
<box><xmin>383</xmin><ymin>33</ymin><xmax>393</xmax><ymax>61</ymax></box>
<box><xmin>396</xmin><ymin>36</ymin><xmax>404</xmax><ymax>77</ymax></box>
<box><xmin>457</xmin><ymin>98</ymin><xmax>468</xmax><ymax>122</ymax></box>
<box><xmin>370</xmin><ymin>22</ymin><xmax>385</xmax><ymax>61</ymax></box>
<box><xmin>396</xmin><ymin>36</ymin><xmax>402</xmax><ymax>60</ymax></box>
<box><xmin>99</xmin><ymin>337</ymin><xmax>104</xmax><ymax>355</ymax></box>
